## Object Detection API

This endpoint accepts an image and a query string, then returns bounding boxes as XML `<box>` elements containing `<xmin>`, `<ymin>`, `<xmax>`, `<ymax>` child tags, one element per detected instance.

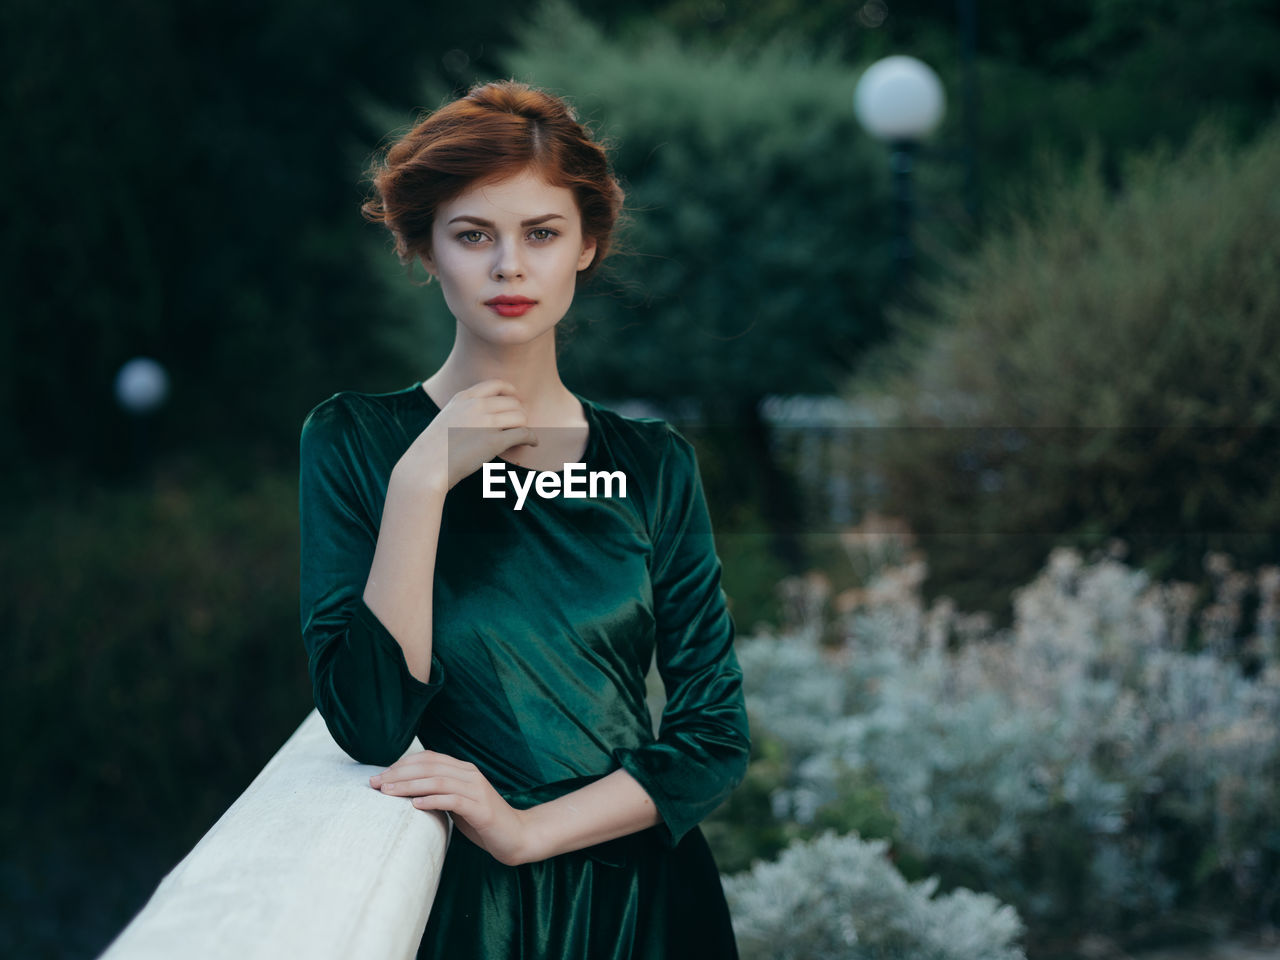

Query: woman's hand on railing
<box><xmin>371</xmin><ymin>750</ymin><xmax>537</xmax><ymax>866</ymax></box>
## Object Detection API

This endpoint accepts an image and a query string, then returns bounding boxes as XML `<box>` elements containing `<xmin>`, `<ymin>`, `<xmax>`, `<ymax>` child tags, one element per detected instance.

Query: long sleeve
<box><xmin>612</xmin><ymin>426</ymin><xmax>751</xmax><ymax>848</ymax></box>
<box><xmin>298</xmin><ymin>396</ymin><xmax>446</xmax><ymax>767</ymax></box>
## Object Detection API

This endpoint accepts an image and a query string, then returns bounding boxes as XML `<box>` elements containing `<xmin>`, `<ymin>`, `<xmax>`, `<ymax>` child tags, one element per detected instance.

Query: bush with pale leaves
<box><xmin>732</xmin><ymin>547</ymin><xmax>1280</xmax><ymax>944</ymax></box>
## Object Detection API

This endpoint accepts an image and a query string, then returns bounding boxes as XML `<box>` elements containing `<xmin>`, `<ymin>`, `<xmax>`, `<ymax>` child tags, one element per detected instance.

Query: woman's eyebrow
<box><xmin>447</xmin><ymin>214</ymin><xmax>567</xmax><ymax>227</ymax></box>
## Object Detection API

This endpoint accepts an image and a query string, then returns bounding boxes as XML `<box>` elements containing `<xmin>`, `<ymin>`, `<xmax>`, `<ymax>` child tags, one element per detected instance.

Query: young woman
<box><xmin>298</xmin><ymin>80</ymin><xmax>750</xmax><ymax>958</ymax></box>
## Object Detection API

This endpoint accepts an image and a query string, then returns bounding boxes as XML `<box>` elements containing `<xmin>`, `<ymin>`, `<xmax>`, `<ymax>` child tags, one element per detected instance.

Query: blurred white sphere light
<box><xmin>854</xmin><ymin>55</ymin><xmax>946</xmax><ymax>142</ymax></box>
<box><xmin>115</xmin><ymin>357</ymin><xmax>170</xmax><ymax>414</ymax></box>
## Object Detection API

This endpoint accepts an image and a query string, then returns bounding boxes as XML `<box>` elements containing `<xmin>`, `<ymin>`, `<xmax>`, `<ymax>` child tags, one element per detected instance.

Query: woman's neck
<box><xmin>423</xmin><ymin>335</ymin><xmax>581</xmax><ymax>425</ymax></box>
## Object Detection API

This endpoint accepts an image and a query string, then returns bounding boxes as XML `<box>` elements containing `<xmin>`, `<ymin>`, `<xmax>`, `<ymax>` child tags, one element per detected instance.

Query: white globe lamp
<box><xmin>115</xmin><ymin>357</ymin><xmax>170</xmax><ymax>416</ymax></box>
<box><xmin>854</xmin><ymin>55</ymin><xmax>946</xmax><ymax>144</ymax></box>
<box><xmin>854</xmin><ymin>56</ymin><xmax>947</xmax><ymax>289</ymax></box>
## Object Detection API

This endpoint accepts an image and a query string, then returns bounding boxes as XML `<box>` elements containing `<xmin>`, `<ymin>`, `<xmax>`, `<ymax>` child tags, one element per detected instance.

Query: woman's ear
<box><xmin>577</xmin><ymin>236</ymin><xmax>598</xmax><ymax>272</ymax></box>
<box><xmin>419</xmin><ymin>249</ymin><xmax>438</xmax><ymax>279</ymax></box>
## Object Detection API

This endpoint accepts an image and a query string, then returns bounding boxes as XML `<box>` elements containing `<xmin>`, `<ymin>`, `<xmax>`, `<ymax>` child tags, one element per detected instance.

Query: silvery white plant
<box><xmin>735</xmin><ymin>546</ymin><xmax>1280</xmax><ymax>932</ymax></box>
<box><xmin>723</xmin><ymin>830</ymin><xmax>1026</xmax><ymax>960</ymax></box>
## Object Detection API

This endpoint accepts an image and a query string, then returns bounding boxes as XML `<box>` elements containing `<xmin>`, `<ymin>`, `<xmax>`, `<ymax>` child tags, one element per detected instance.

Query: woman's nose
<box><xmin>491</xmin><ymin>241</ymin><xmax>526</xmax><ymax>281</ymax></box>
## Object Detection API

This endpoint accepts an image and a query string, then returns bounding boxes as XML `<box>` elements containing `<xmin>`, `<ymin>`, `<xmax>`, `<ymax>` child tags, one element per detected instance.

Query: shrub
<box><xmin>0</xmin><ymin>466</ymin><xmax>313</xmax><ymax>957</ymax></box>
<box><xmin>848</xmin><ymin>114</ymin><xmax>1280</xmax><ymax>617</ymax></box>
<box><xmin>730</xmin><ymin>547</ymin><xmax>1280</xmax><ymax>950</ymax></box>
<box><xmin>724</xmin><ymin>830</ymin><xmax>1026</xmax><ymax>960</ymax></box>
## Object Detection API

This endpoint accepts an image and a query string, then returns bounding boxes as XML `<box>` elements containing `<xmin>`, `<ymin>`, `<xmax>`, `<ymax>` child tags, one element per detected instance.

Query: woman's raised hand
<box><xmin>370</xmin><ymin>751</ymin><xmax>538</xmax><ymax>866</ymax></box>
<box><xmin>396</xmin><ymin>379</ymin><xmax>538</xmax><ymax>493</ymax></box>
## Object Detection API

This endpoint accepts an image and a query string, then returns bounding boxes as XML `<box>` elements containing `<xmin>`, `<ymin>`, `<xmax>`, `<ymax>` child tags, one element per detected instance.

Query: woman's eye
<box><xmin>458</xmin><ymin>230</ymin><xmax>488</xmax><ymax>244</ymax></box>
<box><xmin>529</xmin><ymin>228</ymin><xmax>557</xmax><ymax>242</ymax></box>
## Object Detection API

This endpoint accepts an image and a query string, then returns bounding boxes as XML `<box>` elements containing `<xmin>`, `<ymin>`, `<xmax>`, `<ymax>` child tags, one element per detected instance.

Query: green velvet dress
<box><xmin>298</xmin><ymin>381</ymin><xmax>750</xmax><ymax>959</ymax></box>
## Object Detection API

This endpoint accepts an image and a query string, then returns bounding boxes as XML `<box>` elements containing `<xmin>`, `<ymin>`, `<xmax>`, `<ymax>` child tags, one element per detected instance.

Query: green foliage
<box><xmin>0</xmin><ymin>468</ymin><xmax>312</xmax><ymax>953</ymax></box>
<box><xmin>848</xmin><ymin>115</ymin><xmax>1280</xmax><ymax>616</ymax></box>
<box><xmin>636</xmin><ymin>0</ymin><xmax>1280</xmax><ymax>233</ymax></box>
<box><xmin>713</xmin><ymin>509</ymin><xmax>792</xmax><ymax>633</ymax></box>
<box><xmin>703</xmin><ymin>723</ymin><xmax>904</xmax><ymax>878</ymax></box>
<box><xmin>966</xmin><ymin>1</ymin><xmax>1280</xmax><ymax>233</ymax></box>
<box><xmin>807</xmin><ymin>763</ymin><xmax>900</xmax><ymax>851</ymax></box>
<box><xmin>4</xmin><ymin>0</ymin><xmax>625</xmax><ymax>480</ymax></box>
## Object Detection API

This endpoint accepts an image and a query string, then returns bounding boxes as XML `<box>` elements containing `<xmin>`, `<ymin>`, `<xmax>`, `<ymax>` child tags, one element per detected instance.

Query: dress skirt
<box><xmin>417</xmin><ymin>784</ymin><xmax>739</xmax><ymax>960</ymax></box>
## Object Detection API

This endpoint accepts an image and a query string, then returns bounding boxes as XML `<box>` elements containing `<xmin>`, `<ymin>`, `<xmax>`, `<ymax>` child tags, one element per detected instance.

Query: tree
<box><xmin>849</xmin><ymin>115</ymin><xmax>1280</xmax><ymax>618</ymax></box>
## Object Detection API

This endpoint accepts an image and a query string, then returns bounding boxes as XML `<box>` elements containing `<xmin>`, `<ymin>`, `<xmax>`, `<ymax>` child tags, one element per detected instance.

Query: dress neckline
<box><xmin>413</xmin><ymin>380</ymin><xmax>598</xmax><ymax>476</ymax></box>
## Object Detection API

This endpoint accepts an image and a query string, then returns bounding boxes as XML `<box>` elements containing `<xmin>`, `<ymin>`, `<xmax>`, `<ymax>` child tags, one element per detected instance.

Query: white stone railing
<box><xmin>98</xmin><ymin>709</ymin><xmax>451</xmax><ymax>960</ymax></box>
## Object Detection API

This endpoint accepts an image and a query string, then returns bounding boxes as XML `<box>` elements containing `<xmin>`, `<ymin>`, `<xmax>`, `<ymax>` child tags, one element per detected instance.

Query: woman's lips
<box><xmin>486</xmin><ymin>297</ymin><xmax>537</xmax><ymax>317</ymax></box>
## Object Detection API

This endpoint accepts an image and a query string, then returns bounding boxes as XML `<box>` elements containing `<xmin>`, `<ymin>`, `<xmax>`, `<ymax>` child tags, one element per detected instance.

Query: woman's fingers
<box><xmin>378</xmin><ymin>774</ymin><xmax>475</xmax><ymax>799</ymax></box>
<box><xmin>371</xmin><ymin>767</ymin><xmax>469</xmax><ymax>789</ymax></box>
<box><xmin>411</xmin><ymin>793</ymin><xmax>483</xmax><ymax>819</ymax></box>
<box><xmin>485</xmin><ymin>408</ymin><xmax>531</xmax><ymax>430</ymax></box>
<box><xmin>370</xmin><ymin>750</ymin><xmax>475</xmax><ymax>786</ymax></box>
<box><xmin>373</xmin><ymin>769</ymin><xmax>500</xmax><ymax>830</ymax></box>
<box><xmin>462</xmin><ymin>379</ymin><xmax>520</xmax><ymax>399</ymax></box>
<box><xmin>501</xmin><ymin>425</ymin><xmax>540</xmax><ymax>447</ymax></box>
<box><xmin>480</xmin><ymin>398</ymin><xmax>525</xmax><ymax>418</ymax></box>
<box><xmin>381</xmin><ymin>763</ymin><xmax>528</xmax><ymax>864</ymax></box>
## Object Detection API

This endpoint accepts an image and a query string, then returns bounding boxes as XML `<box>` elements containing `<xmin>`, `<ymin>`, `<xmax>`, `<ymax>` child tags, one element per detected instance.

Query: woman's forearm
<box><xmin>362</xmin><ymin>466</ymin><xmax>448</xmax><ymax>683</ymax></box>
<box><xmin>519</xmin><ymin>768</ymin><xmax>663</xmax><ymax>863</ymax></box>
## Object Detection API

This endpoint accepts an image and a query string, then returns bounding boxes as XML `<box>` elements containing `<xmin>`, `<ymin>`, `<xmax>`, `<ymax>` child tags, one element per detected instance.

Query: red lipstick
<box><xmin>486</xmin><ymin>296</ymin><xmax>537</xmax><ymax>317</ymax></box>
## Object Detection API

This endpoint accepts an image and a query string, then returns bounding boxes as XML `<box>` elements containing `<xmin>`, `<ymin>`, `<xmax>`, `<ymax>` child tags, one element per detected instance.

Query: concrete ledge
<box><xmin>99</xmin><ymin>709</ymin><xmax>451</xmax><ymax>960</ymax></box>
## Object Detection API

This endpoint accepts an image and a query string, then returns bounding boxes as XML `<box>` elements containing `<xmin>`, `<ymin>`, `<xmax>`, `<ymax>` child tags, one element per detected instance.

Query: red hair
<box><xmin>362</xmin><ymin>80</ymin><xmax>624</xmax><ymax>283</ymax></box>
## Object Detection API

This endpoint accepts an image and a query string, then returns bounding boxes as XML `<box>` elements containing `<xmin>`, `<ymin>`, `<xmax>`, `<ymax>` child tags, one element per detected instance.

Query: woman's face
<box><xmin>421</xmin><ymin>168</ymin><xmax>598</xmax><ymax>349</ymax></box>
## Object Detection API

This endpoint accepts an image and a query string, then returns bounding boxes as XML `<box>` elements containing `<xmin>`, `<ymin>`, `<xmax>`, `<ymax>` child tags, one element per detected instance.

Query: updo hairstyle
<box><xmin>362</xmin><ymin>80</ymin><xmax>625</xmax><ymax>283</ymax></box>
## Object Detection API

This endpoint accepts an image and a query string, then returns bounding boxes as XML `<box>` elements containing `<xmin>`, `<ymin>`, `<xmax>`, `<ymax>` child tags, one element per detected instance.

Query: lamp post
<box><xmin>854</xmin><ymin>55</ymin><xmax>946</xmax><ymax>290</ymax></box>
<box><xmin>115</xmin><ymin>356</ymin><xmax>170</xmax><ymax>472</ymax></box>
